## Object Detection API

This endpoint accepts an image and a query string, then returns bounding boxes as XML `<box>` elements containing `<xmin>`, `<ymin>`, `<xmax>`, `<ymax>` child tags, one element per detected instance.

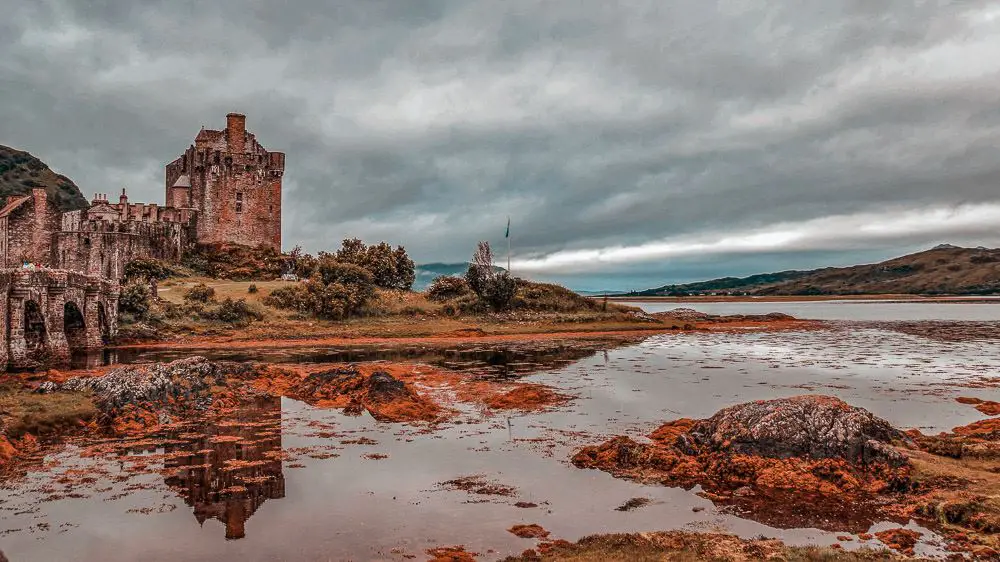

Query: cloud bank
<box><xmin>3</xmin><ymin>1</ymin><xmax>1000</xmax><ymax>290</ymax></box>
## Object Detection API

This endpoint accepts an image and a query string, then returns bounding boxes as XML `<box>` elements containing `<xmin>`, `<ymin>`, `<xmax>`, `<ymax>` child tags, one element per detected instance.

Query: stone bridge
<box><xmin>0</xmin><ymin>269</ymin><xmax>119</xmax><ymax>369</ymax></box>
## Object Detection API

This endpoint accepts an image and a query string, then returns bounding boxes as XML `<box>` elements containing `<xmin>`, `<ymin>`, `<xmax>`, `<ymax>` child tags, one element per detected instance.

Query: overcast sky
<box><xmin>3</xmin><ymin>1</ymin><xmax>1000</xmax><ymax>291</ymax></box>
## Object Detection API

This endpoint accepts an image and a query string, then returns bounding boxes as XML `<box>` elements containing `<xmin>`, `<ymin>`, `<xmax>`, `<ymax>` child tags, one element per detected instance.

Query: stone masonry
<box><xmin>0</xmin><ymin>269</ymin><xmax>118</xmax><ymax>369</ymax></box>
<box><xmin>165</xmin><ymin>113</ymin><xmax>284</xmax><ymax>250</ymax></box>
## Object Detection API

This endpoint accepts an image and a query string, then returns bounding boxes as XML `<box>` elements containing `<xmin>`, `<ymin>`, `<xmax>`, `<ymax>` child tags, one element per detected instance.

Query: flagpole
<box><xmin>506</xmin><ymin>216</ymin><xmax>511</xmax><ymax>274</ymax></box>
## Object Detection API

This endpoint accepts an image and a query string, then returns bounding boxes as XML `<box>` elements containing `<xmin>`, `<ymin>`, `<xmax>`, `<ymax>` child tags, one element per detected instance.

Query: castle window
<box><xmin>236</xmin><ymin>192</ymin><xmax>243</xmax><ymax>213</ymax></box>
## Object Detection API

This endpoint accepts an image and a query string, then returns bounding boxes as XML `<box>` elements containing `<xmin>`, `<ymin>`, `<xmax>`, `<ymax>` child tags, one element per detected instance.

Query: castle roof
<box><xmin>0</xmin><ymin>195</ymin><xmax>31</xmax><ymax>218</ymax></box>
<box><xmin>172</xmin><ymin>175</ymin><xmax>192</xmax><ymax>188</ymax></box>
<box><xmin>195</xmin><ymin>129</ymin><xmax>224</xmax><ymax>142</ymax></box>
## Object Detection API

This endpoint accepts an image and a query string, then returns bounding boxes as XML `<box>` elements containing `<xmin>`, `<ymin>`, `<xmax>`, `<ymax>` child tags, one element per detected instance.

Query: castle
<box><xmin>0</xmin><ymin>113</ymin><xmax>284</xmax><ymax>280</ymax></box>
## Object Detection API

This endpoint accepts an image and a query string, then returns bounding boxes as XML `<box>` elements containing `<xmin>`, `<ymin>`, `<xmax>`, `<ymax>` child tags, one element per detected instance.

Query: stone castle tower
<box><xmin>164</xmin><ymin>113</ymin><xmax>284</xmax><ymax>250</ymax></box>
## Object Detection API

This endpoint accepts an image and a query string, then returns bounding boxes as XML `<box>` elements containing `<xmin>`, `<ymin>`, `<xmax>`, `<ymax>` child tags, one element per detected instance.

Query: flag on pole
<box><xmin>505</xmin><ymin>216</ymin><xmax>510</xmax><ymax>238</ymax></box>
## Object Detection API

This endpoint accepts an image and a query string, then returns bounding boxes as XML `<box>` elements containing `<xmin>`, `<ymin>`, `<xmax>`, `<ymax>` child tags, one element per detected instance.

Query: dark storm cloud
<box><xmin>3</xmin><ymin>0</ymin><xmax>1000</xmax><ymax>289</ymax></box>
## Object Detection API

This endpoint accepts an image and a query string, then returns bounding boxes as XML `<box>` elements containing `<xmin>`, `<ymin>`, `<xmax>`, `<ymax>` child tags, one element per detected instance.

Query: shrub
<box><xmin>263</xmin><ymin>270</ymin><xmax>375</xmax><ymax>321</ymax></box>
<box><xmin>248</xmin><ymin>283</ymin><xmax>259</xmax><ymax>294</ymax></box>
<box><xmin>316</xmin><ymin>258</ymin><xmax>375</xmax><ymax>287</ymax></box>
<box><xmin>427</xmin><ymin>276</ymin><xmax>471</xmax><ymax>302</ymax></box>
<box><xmin>119</xmin><ymin>283</ymin><xmax>152</xmax><ymax>318</ymax></box>
<box><xmin>465</xmin><ymin>241</ymin><xmax>516</xmax><ymax>311</ymax></box>
<box><xmin>123</xmin><ymin>258</ymin><xmax>174</xmax><ymax>283</ymax></box>
<box><xmin>206</xmin><ymin>298</ymin><xmax>263</xmax><ymax>326</ymax></box>
<box><xmin>183</xmin><ymin>243</ymin><xmax>285</xmax><ymax>280</ymax></box>
<box><xmin>184</xmin><ymin>283</ymin><xmax>216</xmax><ymax>303</ymax></box>
<box><xmin>263</xmin><ymin>285</ymin><xmax>309</xmax><ymax>311</ymax></box>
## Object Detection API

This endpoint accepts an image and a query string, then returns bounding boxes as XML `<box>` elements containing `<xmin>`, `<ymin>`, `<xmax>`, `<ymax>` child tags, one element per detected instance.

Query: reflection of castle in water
<box><xmin>162</xmin><ymin>396</ymin><xmax>285</xmax><ymax>540</ymax></box>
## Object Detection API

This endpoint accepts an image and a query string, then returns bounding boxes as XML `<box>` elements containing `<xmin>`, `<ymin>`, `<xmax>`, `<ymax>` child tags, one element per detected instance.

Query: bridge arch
<box><xmin>3</xmin><ymin>269</ymin><xmax>120</xmax><ymax>370</ymax></box>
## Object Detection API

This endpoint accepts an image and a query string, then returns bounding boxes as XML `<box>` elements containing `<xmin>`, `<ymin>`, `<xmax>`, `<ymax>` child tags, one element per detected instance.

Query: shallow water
<box><xmin>632</xmin><ymin>299</ymin><xmax>1000</xmax><ymax>321</ymax></box>
<box><xmin>3</xmin><ymin>323</ymin><xmax>998</xmax><ymax>561</ymax></box>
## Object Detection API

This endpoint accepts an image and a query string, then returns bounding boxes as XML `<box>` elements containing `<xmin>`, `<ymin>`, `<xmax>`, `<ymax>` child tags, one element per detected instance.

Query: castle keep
<box><xmin>0</xmin><ymin>113</ymin><xmax>283</xmax><ymax>366</ymax></box>
<box><xmin>165</xmin><ymin>113</ymin><xmax>284</xmax><ymax>250</ymax></box>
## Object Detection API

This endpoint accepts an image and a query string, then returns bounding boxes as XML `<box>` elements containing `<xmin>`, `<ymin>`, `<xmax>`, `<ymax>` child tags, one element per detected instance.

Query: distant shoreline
<box><xmin>608</xmin><ymin>294</ymin><xmax>1000</xmax><ymax>304</ymax></box>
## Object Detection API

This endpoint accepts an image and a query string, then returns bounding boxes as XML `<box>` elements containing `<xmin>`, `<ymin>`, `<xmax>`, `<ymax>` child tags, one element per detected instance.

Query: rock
<box><xmin>39</xmin><ymin>357</ymin><xmax>249</xmax><ymax>413</ymax></box>
<box><xmin>682</xmin><ymin>395</ymin><xmax>907</xmax><ymax>466</ymax></box>
<box><xmin>508</xmin><ymin>524</ymin><xmax>550</xmax><ymax>539</ymax></box>
<box><xmin>288</xmin><ymin>368</ymin><xmax>443</xmax><ymax>423</ymax></box>
<box><xmin>874</xmin><ymin>528</ymin><xmax>922</xmax><ymax>555</ymax></box>
<box><xmin>366</xmin><ymin>371</ymin><xmax>407</xmax><ymax>401</ymax></box>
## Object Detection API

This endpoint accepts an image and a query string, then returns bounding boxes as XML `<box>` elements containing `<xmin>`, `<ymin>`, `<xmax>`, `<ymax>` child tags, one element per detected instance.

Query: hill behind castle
<box><xmin>0</xmin><ymin>145</ymin><xmax>88</xmax><ymax>211</ymax></box>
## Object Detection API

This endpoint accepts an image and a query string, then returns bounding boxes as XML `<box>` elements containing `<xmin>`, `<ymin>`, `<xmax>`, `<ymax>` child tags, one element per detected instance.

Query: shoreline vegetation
<box><xmin>111</xmin><ymin>240</ymin><xmax>814</xmax><ymax>349</ymax></box>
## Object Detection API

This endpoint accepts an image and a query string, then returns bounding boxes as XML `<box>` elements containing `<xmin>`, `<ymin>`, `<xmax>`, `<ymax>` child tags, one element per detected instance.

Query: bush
<box><xmin>263</xmin><ymin>285</ymin><xmax>309</xmax><ymax>311</ymax></box>
<box><xmin>427</xmin><ymin>276</ymin><xmax>471</xmax><ymax>302</ymax></box>
<box><xmin>248</xmin><ymin>283</ymin><xmax>259</xmax><ymax>294</ymax></box>
<box><xmin>119</xmin><ymin>283</ymin><xmax>152</xmax><ymax>318</ymax></box>
<box><xmin>123</xmin><ymin>258</ymin><xmax>174</xmax><ymax>283</ymax></box>
<box><xmin>465</xmin><ymin>241</ymin><xmax>516</xmax><ymax>311</ymax></box>
<box><xmin>183</xmin><ymin>243</ymin><xmax>285</xmax><ymax>280</ymax></box>
<box><xmin>206</xmin><ymin>298</ymin><xmax>263</xmax><ymax>326</ymax></box>
<box><xmin>184</xmin><ymin>283</ymin><xmax>216</xmax><ymax>303</ymax></box>
<box><xmin>263</xmin><ymin>268</ymin><xmax>375</xmax><ymax>321</ymax></box>
<box><xmin>316</xmin><ymin>258</ymin><xmax>375</xmax><ymax>287</ymax></box>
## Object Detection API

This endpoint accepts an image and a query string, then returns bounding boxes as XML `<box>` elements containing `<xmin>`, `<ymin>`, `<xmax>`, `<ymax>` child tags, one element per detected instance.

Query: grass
<box><xmin>0</xmin><ymin>383</ymin><xmax>97</xmax><ymax>437</ymax></box>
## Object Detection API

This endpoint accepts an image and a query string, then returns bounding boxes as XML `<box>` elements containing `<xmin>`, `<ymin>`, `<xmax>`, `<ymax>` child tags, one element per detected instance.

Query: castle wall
<box><xmin>57</xmin><ymin>211</ymin><xmax>194</xmax><ymax>280</ymax></box>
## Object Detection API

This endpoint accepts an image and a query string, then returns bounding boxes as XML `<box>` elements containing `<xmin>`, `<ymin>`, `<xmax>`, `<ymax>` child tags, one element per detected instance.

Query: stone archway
<box><xmin>23</xmin><ymin>300</ymin><xmax>47</xmax><ymax>356</ymax></box>
<box><xmin>64</xmin><ymin>301</ymin><xmax>87</xmax><ymax>350</ymax></box>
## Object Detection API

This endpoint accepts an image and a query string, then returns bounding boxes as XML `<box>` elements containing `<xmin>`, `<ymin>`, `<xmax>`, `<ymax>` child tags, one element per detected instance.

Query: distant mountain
<box><xmin>0</xmin><ymin>145</ymin><xmax>88</xmax><ymax>211</ymax></box>
<box><xmin>631</xmin><ymin>246</ymin><xmax>1000</xmax><ymax>296</ymax></box>
<box><xmin>413</xmin><ymin>262</ymin><xmax>505</xmax><ymax>290</ymax></box>
<box><xmin>633</xmin><ymin>270</ymin><xmax>811</xmax><ymax>296</ymax></box>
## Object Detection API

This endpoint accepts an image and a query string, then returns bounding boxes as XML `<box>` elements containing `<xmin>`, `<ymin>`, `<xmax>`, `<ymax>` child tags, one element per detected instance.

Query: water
<box><xmin>631</xmin><ymin>299</ymin><xmax>1000</xmax><ymax>321</ymax></box>
<box><xmin>3</xmin><ymin>322</ymin><xmax>998</xmax><ymax>560</ymax></box>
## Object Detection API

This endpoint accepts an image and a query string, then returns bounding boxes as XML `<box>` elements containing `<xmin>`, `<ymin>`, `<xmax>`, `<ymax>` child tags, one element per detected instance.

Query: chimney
<box><xmin>227</xmin><ymin>112</ymin><xmax>246</xmax><ymax>154</ymax></box>
<box><xmin>32</xmin><ymin>188</ymin><xmax>47</xmax><ymax>210</ymax></box>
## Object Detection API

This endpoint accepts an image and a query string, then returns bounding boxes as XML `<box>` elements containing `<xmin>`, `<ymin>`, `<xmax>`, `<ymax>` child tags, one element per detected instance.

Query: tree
<box><xmin>464</xmin><ymin>241</ymin><xmax>516</xmax><ymax>311</ymax></box>
<box><xmin>329</xmin><ymin>238</ymin><xmax>415</xmax><ymax>290</ymax></box>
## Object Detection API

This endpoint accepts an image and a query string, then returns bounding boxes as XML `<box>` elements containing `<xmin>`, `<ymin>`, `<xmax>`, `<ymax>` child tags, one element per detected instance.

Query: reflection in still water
<box><xmin>161</xmin><ymin>396</ymin><xmax>285</xmax><ymax>539</ymax></box>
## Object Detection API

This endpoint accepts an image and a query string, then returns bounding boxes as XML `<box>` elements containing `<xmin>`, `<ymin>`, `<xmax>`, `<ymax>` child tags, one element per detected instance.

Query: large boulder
<box><xmin>681</xmin><ymin>395</ymin><xmax>907</xmax><ymax>466</ymax></box>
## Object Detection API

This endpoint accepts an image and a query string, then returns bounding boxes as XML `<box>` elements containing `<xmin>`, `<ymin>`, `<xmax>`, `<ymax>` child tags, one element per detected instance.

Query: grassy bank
<box><xmin>118</xmin><ymin>277</ymin><xmax>675</xmax><ymax>345</ymax></box>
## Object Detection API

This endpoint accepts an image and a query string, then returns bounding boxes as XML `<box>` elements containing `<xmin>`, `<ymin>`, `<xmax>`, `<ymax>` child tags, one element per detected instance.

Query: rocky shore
<box><xmin>572</xmin><ymin>395</ymin><xmax>1000</xmax><ymax>558</ymax></box>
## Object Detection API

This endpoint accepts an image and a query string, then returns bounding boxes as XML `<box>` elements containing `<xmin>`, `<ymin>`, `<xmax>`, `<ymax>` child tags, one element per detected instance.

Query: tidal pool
<box><xmin>2</xmin><ymin>322</ymin><xmax>997</xmax><ymax>561</ymax></box>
